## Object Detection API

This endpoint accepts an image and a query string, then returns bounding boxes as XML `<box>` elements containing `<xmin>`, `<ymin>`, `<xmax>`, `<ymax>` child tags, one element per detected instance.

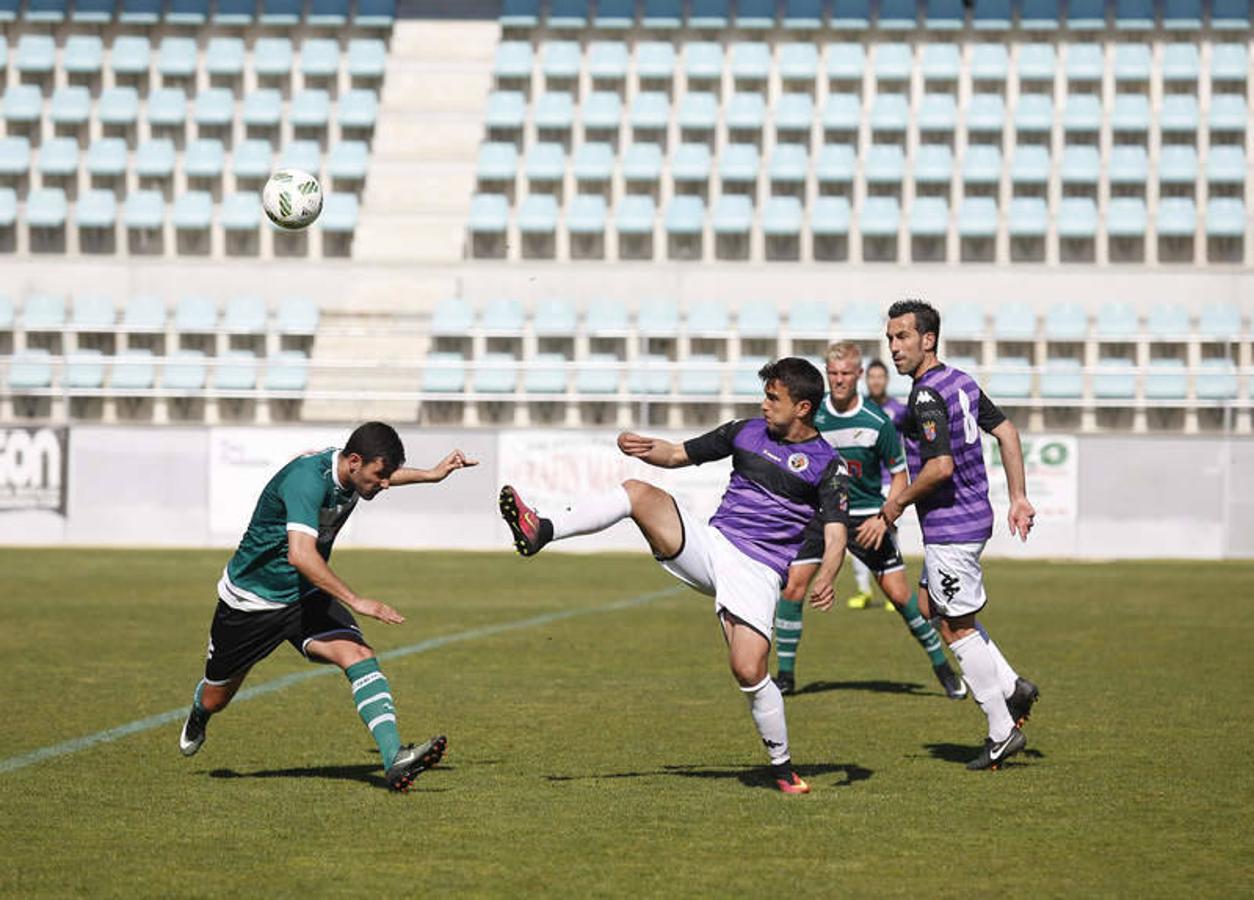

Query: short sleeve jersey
<box><xmin>900</xmin><ymin>365</ymin><xmax>1006</xmax><ymax>544</ymax></box>
<box><xmin>684</xmin><ymin>418</ymin><xmax>850</xmax><ymax>581</ymax></box>
<box><xmin>218</xmin><ymin>448</ymin><xmax>358</xmax><ymax>610</ymax></box>
<box><xmin>811</xmin><ymin>394</ymin><xmax>906</xmax><ymax>515</ymax></box>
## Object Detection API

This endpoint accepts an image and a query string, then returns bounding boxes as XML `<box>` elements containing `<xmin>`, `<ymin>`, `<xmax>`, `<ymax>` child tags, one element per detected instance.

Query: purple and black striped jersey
<box><xmin>879</xmin><ymin>395</ymin><xmax>908</xmax><ymax>429</ymax></box>
<box><xmin>684</xmin><ymin>418</ymin><xmax>850</xmax><ymax>581</ymax></box>
<box><xmin>901</xmin><ymin>365</ymin><xmax>1006</xmax><ymax>544</ymax></box>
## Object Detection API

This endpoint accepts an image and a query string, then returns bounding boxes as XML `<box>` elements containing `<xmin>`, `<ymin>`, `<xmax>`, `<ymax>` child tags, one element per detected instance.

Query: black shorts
<box><xmin>792</xmin><ymin>514</ymin><xmax>906</xmax><ymax>576</ymax></box>
<box><xmin>203</xmin><ymin>592</ymin><xmax>366</xmax><ymax>683</ymax></box>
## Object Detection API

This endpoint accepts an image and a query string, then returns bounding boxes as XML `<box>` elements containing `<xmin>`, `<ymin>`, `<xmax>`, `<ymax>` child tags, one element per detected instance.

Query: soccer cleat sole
<box><xmin>388</xmin><ymin>735</ymin><xmax>448</xmax><ymax>793</ymax></box>
<box><xmin>498</xmin><ymin>487</ymin><xmax>540</xmax><ymax>558</ymax></box>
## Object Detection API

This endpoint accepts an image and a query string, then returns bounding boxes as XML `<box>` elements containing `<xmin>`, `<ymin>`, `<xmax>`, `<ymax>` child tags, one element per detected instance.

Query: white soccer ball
<box><xmin>262</xmin><ymin>168</ymin><xmax>323</xmax><ymax>231</ymax></box>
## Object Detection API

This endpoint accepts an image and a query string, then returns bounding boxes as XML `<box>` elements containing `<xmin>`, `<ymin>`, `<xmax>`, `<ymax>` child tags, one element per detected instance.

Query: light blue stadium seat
<box><xmin>346</xmin><ymin>39</ymin><xmax>386</xmax><ymax>82</ymax></box>
<box><xmin>586</xmin><ymin>299</ymin><xmax>630</xmax><ymax>336</ymax></box>
<box><xmin>321</xmin><ymin>193</ymin><xmax>359</xmax><ymax>233</ymax></box>
<box><xmin>165</xmin><ymin>350</ymin><xmax>208</xmax><ymax>391</ymax></box>
<box><xmin>27</xmin><ymin>189</ymin><xmax>68</xmax><ymax>228</ymax></box>
<box><xmin>878</xmin><ymin>0</ymin><xmax>919</xmax><ymax>28</ymax></box>
<box><xmin>763</xmin><ymin>196</ymin><xmax>803</xmax><ymax>236</ymax></box>
<box><xmin>260</xmin><ymin>0</ymin><xmax>301</xmax><ymax>24</ymax></box>
<box><xmin>860</xmin><ymin>196</ymin><xmax>900</xmax><ymax>236</ymax></box>
<box><xmin>958</xmin><ymin>197</ymin><xmax>999</xmax><ymax>238</ymax></box>
<box><xmin>221</xmin><ymin>192</ymin><xmax>261</xmax><ymax>230</ymax></box>
<box><xmin>430</xmin><ymin>297</ymin><xmax>474</xmax><ymax>336</ymax></box>
<box><xmin>1116</xmin><ymin>0</ymin><xmax>1155</xmax><ymax>27</ymax></box>
<box><xmin>913</xmin><ymin>144</ymin><xmax>953</xmax><ymax>185</ymax></box>
<box><xmin>918</xmin><ymin>94</ymin><xmax>957</xmax><ymax>132</ymax></box>
<box><xmin>779</xmin><ymin>43</ymin><xmax>819</xmax><ymax>82</ymax></box>
<box><xmin>99</xmin><ymin>87</ymin><xmax>141</xmax><ymax>128</ymax></box>
<box><xmin>1146</xmin><ymin>303</ymin><xmax>1189</xmax><ymax>338</ymax></box>
<box><xmin>16</xmin><ymin>34</ymin><xmax>56</xmax><ymax>75</ymax></box>
<box><xmin>1157</xmin><ymin>197</ymin><xmax>1196</xmax><ymax>236</ymax></box>
<box><xmin>215</xmin><ymin>0</ymin><xmax>255</xmax><ymax>23</ymax></box>
<box><xmin>147</xmin><ymin>89</ymin><xmax>188</xmax><ymax>128</ymax></box>
<box><xmin>666</xmin><ymin>195</ymin><xmax>705</xmax><ymax>235</ymax></box>
<box><xmin>25</xmin><ymin>0</ymin><xmax>66</xmax><ymax>17</ymax></box>
<box><xmin>811</xmin><ymin>196</ymin><xmax>852</xmax><ymax>235</ymax></box>
<box><xmin>172</xmin><ymin>191</ymin><xmax>213</xmax><ymax>230</ymax></box>
<box><xmin>64</xmin><ymin>350</ymin><xmax>105</xmax><ymax>390</ymax></box>
<box><xmin>736</xmin><ymin>0</ymin><xmax>777</xmax><ymax>28</ymax></box>
<box><xmin>1061</xmin><ymin>144</ymin><xmax>1100</xmax><ymax>184</ymax></box>
<box><xmin>524</xmin><ymin>352</ymin><xmax>569</xmax><ymax>395</ymax></box>
<box><xmin>638</xmin><ymin>299</ymin><xmax>678</xmax><ymax>336</ymax></box>
<box><xmin>870</xmin><ymin>94</ymin><xmax>910</xmax><ymax>132</ymax></box>
<box><xmin>111</xmin><ymin>36</ymin><xmax>151</xmax><ymax>79</ymax></box>
<box><xmin>1161</xmin><ymin>44</ymin><xmax>1199</xmax><ymax>84</ymax></box>
<box><xmin>212</xmin><ymin>351</ymin><xmax>259</xmax><ymax>391</ymax></box>
<box><xmin>769</xmin><ymin>145</ymin><xmax>808</xmax><ymax>185</ymax></box>
<box><xmin>121</xmin><ymin>295</ymin><xmax>165</xmax><ymax>331</ymax></box>
<box><xmin>8</xmin><ymin>349</ymin><xmax>53</xmax><ymax>390</ymax></box>
<box><xmin>23</xmin><ymin>293</ymin><xmax>66</xmax><ymax>329</ymax></box>
<box><xmin>532</xmin><ymin>298</ymin><xmax>578</xmax><ymax>337</ymax></box>
<box><xmin>690</xmin><ymin>0</ymin><xmax>730</xmax><ymax>27</ymax></box>
<box><xmin>63</xmin><ymin>36</ymin><xmax>104</xmax><ymax>77</ymax></box>
<box><xmin>468</xmin><ymin>194</ymin><xmax>509</xmax><ymax>233</ymax></box>
<box><xmin>1206</xmin><ymin>198</ymin><xmax>1245</xmax><ymax>238</ymax></box>
<box><xmin>594</xmin><ymin>0</ymin><xmax>634</xmax><ymax>28</ymax></box>
<box><xmin>994</xmin><ymin>303</ymin><xmax>1037</xmax><ymax>339</ymax></box>
<box><xmin>1010</xmin><ymin>145</ymin><xmax>1050</xmax><ymax>185</ymax></box>
<box><xmin>0</xmin><ymin>190</ymin><xmax>18</xmax><ymax>225</ymax></box>
<box><xmin>474</xmin><ymin>352</ymin><xmax>518</xmax><ymax>394</ymax></box>
<box><xmin>1107</xmin><ymin>198</ymin><xmax>1148</xmax><ymax>239</ymax></box>
<box><xmin>500</xmin><ymin>0</ymin><xmax>540</xmax><ymax>26</ymax></box>
<box><xmin>72</xmin><ymin>0</ymin><xmax>114</xmax><ymax>21</ymax></box>
<box><xmin>525</xmin><ymin>142</ymin><xmax>565</xmax><ymax>183</ymax></box>
<box><xmin>1144</xmin><ymin>358</ymin><xmax>1187</xmax><ymax>400</ymax></box>
<box><xmin>583</xmin><ymin>92</ymin><xmax>623</xmax><ymax>131</ymax></box>
<box><xmin>242</xmin><ymin>89</ymin><xmax>283</xmax><ymax>129</ymax></box>
<box><xmin>720</xmin><ymin>143</ymin><xmax>760</xmax><ymax>186</ymax></box>
<box><xmin>1065</xmin><ymin>43</ymin><xmax>1104</xmax><ymax>81</ymax></box>
<box><xmin>841</xmin><ymin>301</ymin><xmax>884</xmax><ymax>335</ymax></box>
<box><xmin>77</xmin><ymin>190</ymin><xmax>118</xmax><ymax>229</ymax></box>
<box><xmin>493</xmin><ymin>41</ymin><xmax>532</xmax><ymax>82</ymax></box>
<box><xmin>713</xmin><ymin>194</ymin><xmax>753</xmax><ymax>235</ymax></box>
<box><xmin>687</xmin><ymin>299</ymin><xmax>731</xmax><ymax>336</ymax></box>
<box><xmin>966</xmin><ymin>93</ymin><xmax>1005</xmax><ymax>134</ymax></box>
<box><xmin>672</xmin><ymin>143</ymin><xmax>712</xmax><ymax>185</ymax></box>
<box><xmin>730</xmin><ymin>42</ymin><xmax>771</xmax><ymax>82</ymax></box>
<box><xmin>921</xmin><ymin>43</ymin><xmax>961</xmax><ymax>81</ymax></box>
<box><xmin>476</xmin><ymin>142</ymin><xmax>518</xmax><ymax>182</ymax></box>
<box><xmin>587</xmin><ymin>41</ymin><xmax>629</xmax><ymax>82</ymax></box>
<box><xmin>1212</xmin><ymin>0</ymin><xmax>1250</xmax><ymax>28</ymax></box>
<box><xmin>907</xmin><ymin>196</ymin><xmax>943</xmax><ymax>235</ymax></box>
<box><xmin>617</xmin><ymin>195</ymin><xmax>657</xmax><ymax>234</ymax></box>
<box><xmin>186</xmin><ymin>139</ymin><xmax>226</xmax><ymax>180</ymax></box>
<box><xmin>865</xmin><ymin>143</ymin><xmax>905</xmax><ymax>184</ymax></box>
<box><xmin>1019</xmin><ymin>44</ymin><xmax>1056</xmax><ymax>82</ymax></box>
<box><xmin>340</xmin><ymin>90</ymin><xmax>380</xmax><ymax>130</ymax></box>
<box><xmin>775</xmin><ymin>93</ymin><xmax>816</xmax><ymax>135</ymax></box>
<box><xmin>815</xmin><ymin>144</ymin><xmax>856</xmax><ymax>187</ymax></box>
<box><xmin>678</xmin><ymin>92</ymin><xmax>719</xmax><ymax>132</ymax></box>
<box><xmin>1159</xmin><ymin>145</ymin><xmax>1198</xmax><ymax>185</ymax></box>
<box><xmin>542</xmin><ymin>40</ymin><xmax>581</xmax><ymax>81</ymax></box>
<box><xmin>280</xmin><ymin>140</ymin><xmax>321</xmax><ymax>175</ymax></box>
<box><xmin>135</xmin><ymin>139</ymin><xmax>176</xmax><ymax>179</ymax></box>
<box><xmin>832</xmin><ymin>0</ymin><xmax>870</xmax><ymax>28</ymax></box>
<box><xmin>206</xmin><ymin>37</ymin><xmax>245</xmax><ymax>79</ymax></box>
<box><xmin>1114</xmin><ymin>44</ymin><xmax>1152</xmax><ymax>82</ymax></box>
<box><xmin>196</xmin><ymin>89</ymin><xmax>235</xmax><ymax>128</ymax></box>
<box><xmin>535</xmin><ymin>92</ymin><xmax>576</xmax><ymax>131</ymax></box>
<box><xmin>1094</xmin><ymin>302</ymin><xmax>1138</xmax><ymax>339</ymax></box>
<box><xmin>86</xmin><ymin>138</ymin><xmax>127</xmax><ymax>179</ymax></box>
<box><xmin>1210</xmin><ymin>44</ymin><xmax>1249</xmax><ymax>81</ymax></box>
<box><xmin>254</xmin><ymin>38</ymin><xmax>294</xmax><ymax>80</ymax></box>
<box><xmin>678</xmin><ymin>354</ymin><xmax>722</xmax><ymax>396</ymax></box>
<box><xmin>168</xmin><ymin>0</ymin><xmax>208</xmax><ymax>24</ymax></box>
<box><xmin>549</xmin><ymin>0</ymin><xmax>589</xmax><ymax>28</ymax></box>
<box><xmin>636</xmin><ymin>42</ymin><xmax>676</xmax><ymax>80</ymax></box>
<box><xmin>485</xmin><ymin>92</ymin><xmax>526</xmax><ymax>131</ymax></box>
<box><xmin>225</xmin><ymin>295</ymin><xmax>268</xmax><ymax>333</ymax></box>
<box><xmin>4</xmin><ymin>85</ymin><xmax>43</xmax><ymax>126</ymax></box>
<box><xmin>518</xmin><ymin>193</ymin><xmax>557</xmax><ymax>234</ymax></box>
<box><xmin>1195</xmin><ymin>359</ymin><xmax>1238</xmax><ymax>400</ymax></box>
<box><xmin>1057</xmin><ymin>197</ymin><xmax>1098</xmax><ymax>238</ymax></box>
<box><xmin>784</xmin><ymin>0</ymin><xmax>824</xmax><ymax>28</ymax></box>
<box><xmin>1198</xmin><ymin>303</ymin><xmax>1242</xmax><ymax>338</ymax></box>
<box><xmin>822</xmin><ymin>93</ymin><xmax>861</xmax><ymax>132</ymax></box>
<box><xmin>973</xmin><ymin>0</ymin><xmax>1011</xmax><ymax>28</ymax></box>
<box><xmin>38</xmin><ymin>137</ymin><xmax>78</xmax><ymax>178</ymax></box>
<box><xmin>944</xmin><ymin>303</ymin><xmax>986</xmax><ymax>339</ymax></box>
<box><xmin>572</xmin><ymin>142</ymin><xmax>613</xmax><ymax>183</ymax></box>
<box><xmin>291</xmin><ymin>90</ymin><xmax>332</xmax><ymax>129</ymax></box>
<box><xmin>727</xmin><ymin>92</ymin><xmax>767</xmax><ymax>131</ymax></box>
<box><xmin>263</xmin><ymin>351</ymin><xmax>308</xmax><ymax>392</ymax></box>
<box><xmin>1109</xmin><ymin>145</ymin><xmax>1149</xmax><ymax>187</ymax></box>
<box><xmin>874</xmin><ymin>42</ymin><xmax>912</xmax><ymax>81</ymax></box>
<box><xmin>1111</xmin><ymin>94</ymin><xmax>1150</xmax><ymax>133</ymax></box>
<box><xmin>1209</xmin><ymin>95</ymin><xmax>1248</xmax><ymax>134</ymax></box>
<box><xmin>1160</xmin><ymin>94</ymin><xmax>1199</xmax><ymax>135</ymax></box>
<box><xmin>627</xmin><ymin>355</ymin><xmax>672</xmax><ymax>396</ymax></box>
<box><xmin>108</xmin><ymin>349</ymin><xmax>156</xmax><ymax>391</ymax></box>
<box><xmin>158</xmin><ymin>37</ymin><xmax>197</xmax><ymax>80</ymax></box>
<box><xmin>684</xmin><ymin>42</ymin><xmax>722</xmax><ymax>82</ymax></box>
<box><xmin>1066</xmin><ymin>0</ymin><xmax>1106</xmax><ymax>28</ymax></box>
<box><xmin>1163</xmin><ymin>0</ymin><xmax>1202</xmax><ymax>27</ymax></box>
<box><xmin>789</xmin><ymin>299</ymin><xmax>832</xmax><ymax>336</ymax></box>
<box><xmin>1063</xmin><ymin>94</ymin><xmax>1103</xmax><ymax>132</ymax></box>
<box><xmin>927</xmin><ymin>0</ymin><xmax>965</xmax><ymax>29</ymax></box>
<box><xmin>962</xmin><ymin>145</ymin><xmax>1002</xmax><ymax>186</ymax></box>
<box><xmin>1040</xmin><ymin>358</ymin><xmax>1083</xmax><ymax>399</ymax></box>
<box><xmin>968</xmin><ymin>44</ymin><xmax>1009</xmax><ymax>83</ymax></box>
<box><xmin>275</xmin><ymin>296</ymin><xmax>318</xmax><ymax>335</ymax></box>
<box><xmin>827</xmin><ymin>43</ymin><xmax>866</xmax><ymax>82</ymax></box>
<box><xmin>1207</xmin><ymin>146</ymin><xmax>1245</xmax><ymax>185</ymax></box>
<box><xmin>737</xmin><ymin>300</ymin><xmax>779</xmax><ymax>337</ymax></box>
<box><xmin>732</xmin><ymin>356</ymin><xmax>770</xmax><ymax>396</ymax></box>
<box><xmin>987</xmin><ymin>356</ymin><xmax>1032</xmax><ymax>398</ymax></box>
<box><xmin>308</xmin><ymin>0</ymin><xmax>349</xmax><ymax>26</ymax></box>
<box><xmin>574</xmin><ymin>353</ymin><xmax>620</xmax><ymax>395</ymax></box>
<box><xmin>176</xmin><ymin>295</ymin><xmax>218</xmax><ymax>333</ymax></box>
<box><xmin>0</xmin><ymin>137</ymin><xmax>30</xmax><ymax>177</ymax></box>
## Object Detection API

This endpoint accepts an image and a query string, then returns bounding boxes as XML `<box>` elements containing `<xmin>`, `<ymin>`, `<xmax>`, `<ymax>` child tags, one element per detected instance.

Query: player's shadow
<box><xmin>207</xmin><ymin>762</ymin><xmax>452</xmax><ymax>791</ymax></box>
<box><xmin>794</xmin><ymin>679</ymin><xmax>928</xmax><ymax>697</ymax></box>
<box><xmin>921</xmin><ymin>743</ymin><xmax>1046</xmax><ymax>768</ymax></box>
<box><xmin>546</xmin><ymin>761</ymin><xmax>872</xmax><ymax>791</ymax></box>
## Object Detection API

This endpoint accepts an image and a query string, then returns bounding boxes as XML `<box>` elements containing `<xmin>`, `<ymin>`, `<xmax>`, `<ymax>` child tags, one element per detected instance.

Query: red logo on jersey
<box><xmin>846</xmin><ymin>459</ymin><xmax>863</xmax><ymax>478</ymax></box>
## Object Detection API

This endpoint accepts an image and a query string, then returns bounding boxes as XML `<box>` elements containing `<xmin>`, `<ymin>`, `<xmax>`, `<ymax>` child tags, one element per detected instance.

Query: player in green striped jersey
<box><xmin>773</xmin><ymin>342</ymin><xmax>966</xmax><ymax>700</ymax></box>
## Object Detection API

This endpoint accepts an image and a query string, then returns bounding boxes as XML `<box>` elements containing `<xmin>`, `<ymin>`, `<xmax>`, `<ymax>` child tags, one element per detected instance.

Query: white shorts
<box><xmin>921</xmin><ymin>541</ymin><xmax>988</xmax><ymax>618</ymax></box>
<box><xmin>658</xmin><ymin>502</ymin><xmax>783</xmax><ymax>641</ymax></box>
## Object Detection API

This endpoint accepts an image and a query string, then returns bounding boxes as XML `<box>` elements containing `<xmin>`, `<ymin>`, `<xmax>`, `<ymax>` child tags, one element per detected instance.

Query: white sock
<box><xmin>547</xmin><ymin>486</ymin><xmax>632</xmax><ymax>540</ymax></box>
<box><xmin>741</xmin><ymin>674</ymin><xmax>790</xmax><ymax>765</ymax></box>
<box><xmin>950</xmin><ymin>632</ymin><xmax>1016</xmax><ymax>742</ymax></box>
<box><xmin>975</xmin><ymin>621</ymin><xmax>1019</xmax><ymax>697</ymax></box>
<box><xmin>853</xmin><ymin>557</ymin><xmax>872</xmax><ymax>594</ymax></box>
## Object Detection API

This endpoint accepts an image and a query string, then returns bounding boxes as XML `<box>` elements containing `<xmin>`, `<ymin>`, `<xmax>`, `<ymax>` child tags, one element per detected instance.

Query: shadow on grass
<box><xmin>546</xmin><ymin>761</ymin><xmax>872</xmax><ymax>791</ymax></box>
<box><xmin>793</xmin><ymin>679</ymin><xmax>929</xmax><ymax>697</ymax></box>
<box><xmin>208</xmin><ymin>762</ymin><xmax>452</xmax><ymax>791</ymax></box>
<box><xmin>921</xmin><ymin>743</ymin><xmax>1047</xmax><ymax>768</ymax></box>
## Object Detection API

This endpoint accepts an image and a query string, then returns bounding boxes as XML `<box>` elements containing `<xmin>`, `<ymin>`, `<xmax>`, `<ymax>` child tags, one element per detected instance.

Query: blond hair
<box><xmin>825</xmin><ymin>340</ymin><xmax>862</xmax><ymax>365</ymax></box>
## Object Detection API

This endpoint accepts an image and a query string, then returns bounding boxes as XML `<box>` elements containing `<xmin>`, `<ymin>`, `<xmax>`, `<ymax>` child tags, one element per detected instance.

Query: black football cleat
<box><xmin>966</xmin><ymin>727</ymin><xmax>1026</xmax><ymax>771</ymax></box>
<box><xmin>1006</xmin><ymin>677</ymin><xmax>1040</xmax><ymax>728</ymax></box>
<box><xmin>178</xmin><ymin>706</ymin><xmax>209</xmax><ymax>757</ymax></box>
<box><xmin>774</xmin><ymin>671</ymin><xmax>795</xmax><ymax>696</ymax></box>
<box><xmin>498</xmin><ymin>485</ymin><xmax>553</xmax><ymax>557</ymax></box>
<box><xmin>932</xmin><ymin>662</ymin><xmax>968</xmax><ymax>701</ymax></box>
<box><xmin>386</xmin><ymin>735</ymin><xmax>448</xmax><ymax>792</ymax></box>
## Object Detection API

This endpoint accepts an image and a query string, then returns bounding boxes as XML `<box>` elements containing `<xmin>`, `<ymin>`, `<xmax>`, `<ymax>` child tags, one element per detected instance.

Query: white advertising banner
<box><xmin>984</xmin><ymin>433</ymin><xmax>1079</xmax><ymax>522</ymax></box>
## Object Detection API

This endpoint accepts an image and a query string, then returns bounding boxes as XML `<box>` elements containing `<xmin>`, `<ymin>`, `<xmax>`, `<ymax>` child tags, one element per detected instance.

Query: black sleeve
<box><xmin>977</xmin><ymin>390</ymin><xmax>1007</xmax><ymax>433</ymax></box>
<box><xmin>683</xmin><ymin>419</ymin><xmax>748</xmax><ymax>466</ymax></box>
<box><xmin>909</xmin><ymin>387</ymin><xmax>952</xmax><ymax>461</ymax></box>
<box><xmin>817</xmin><ymin>459</ymin><xmax>851</xmax><ymax>527</ymax></box>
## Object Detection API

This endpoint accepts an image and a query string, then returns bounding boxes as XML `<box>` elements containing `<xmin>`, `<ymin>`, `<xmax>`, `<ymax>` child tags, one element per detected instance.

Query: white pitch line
<box><xmin>0</xmin><ymin>585</ymin><xmax>685</xmax><ymax>776</ymax></box>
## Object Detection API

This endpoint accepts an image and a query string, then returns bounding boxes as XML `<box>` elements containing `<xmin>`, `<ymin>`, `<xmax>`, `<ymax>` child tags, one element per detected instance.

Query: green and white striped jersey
<box><xmin>811</xmin><ymin>395</ymin><xmax>906</xmax><ymax>515</ymax></box>
<box><xmin>217</xmin><ymin>448</ymin><xmax>358</xmax><ymax>611</ymax></box>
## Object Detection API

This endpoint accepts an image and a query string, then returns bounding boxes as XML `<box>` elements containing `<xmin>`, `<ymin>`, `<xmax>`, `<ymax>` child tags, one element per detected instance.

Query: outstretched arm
<box><xmin>617</xmin><ymin>432</ymin><xmax>692</xmax><ymax>469</ymax></box>
<box><xmin>991</xmin><ymin>419</ymin><xmax>1035</xmax><ymax>541</ymax></box>
<box><xmin>287</xmin><ymin>531</ymin><xmax>404</xmax><ymax>624</ymax></box>
<box><xmin>388</xmin><ymin>449</ymin><xmax>479</xmax><ymax>486</ymax></box>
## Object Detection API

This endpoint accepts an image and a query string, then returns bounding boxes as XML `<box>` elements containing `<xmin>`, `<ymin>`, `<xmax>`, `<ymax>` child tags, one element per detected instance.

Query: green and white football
<box><xmin>262</xmin><ymin>168</ymin><xmax>323</xmax><ymax>230</ymax></box>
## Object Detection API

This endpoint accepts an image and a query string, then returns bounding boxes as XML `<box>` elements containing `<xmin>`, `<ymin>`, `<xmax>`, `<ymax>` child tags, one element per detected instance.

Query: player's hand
<box><xmin>856</xmin><ymin>515</ymin><xmax>888</xmax><ymax>550</ymax></box>
<box><xmin>353</xmin><ymin>598</ymin><xmax>405</xmax><ymax>625</ymax></box>
<box><xmin>431</xmin><ymin>449</ymin><xmax>479</xmax><ymax>481</ymax></box>
<box><xmin>809</xmin><ymin>577</ymin><xmax>835</xmax><ymax>611</ymax></box>
<box><xmin>1008</xmin><ymin>497</ymin><xmax>1036</xmax><ymax>542</ymax></box>
<box><xmin>880</xmin><ymin>497</ymin><xmax>903</xmax><ymax>527</ymax></box>
<box><xmin>617</xmin><ymin>432</ymin><xmax>655</xmax><ymax>458</ymax></box>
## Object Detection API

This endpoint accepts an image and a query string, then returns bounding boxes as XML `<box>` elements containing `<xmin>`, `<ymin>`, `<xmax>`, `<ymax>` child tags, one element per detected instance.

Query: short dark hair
<box><xmin>887</xmin><ymin>298</ymin><xmax>941</xmax><ymax>344</ymax></box>
<box><xmin>865</xmin><ymin>358</ymin><xmax>889</xmax><ymax>376</ymax></box>
<box><xmin>758</xmin><ymin>357</ymin><xmax>824</xmax><ymax>421</ymax></box>
<box><xmin>344</xmin><ymin>422</ymin><xmax>405</xmax><ymax>476</ymax></box>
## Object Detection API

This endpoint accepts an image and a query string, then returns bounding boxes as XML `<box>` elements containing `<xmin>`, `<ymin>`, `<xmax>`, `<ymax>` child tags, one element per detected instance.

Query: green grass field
<box><xmin>1</xmin><ymin>548</ymin><xmax>1251</xmax><ymax>897</ymax></box>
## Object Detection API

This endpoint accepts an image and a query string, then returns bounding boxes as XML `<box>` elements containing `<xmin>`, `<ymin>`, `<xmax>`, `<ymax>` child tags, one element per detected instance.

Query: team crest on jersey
<box><xmin>922</xmin><ymin>419</ymin><xmax>938</xmax><ymax>442</ymax></box>
<box><xmin>787</xmin><ymin>452</ymin><xmax>810</xmax><ymax>472</ymax></box>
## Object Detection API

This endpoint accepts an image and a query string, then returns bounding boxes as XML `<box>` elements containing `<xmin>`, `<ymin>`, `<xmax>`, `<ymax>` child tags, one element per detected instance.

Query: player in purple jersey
<box><xmin>498</xmin><ymin>358</ymin><xmax>852</xmax><ymax>794</ymax></box>
<box><xmin>871</xmin><ymin>300</ymin><xmax>1040</xmax><ymax>771</ymax></box>
<box><xmin>866</xmin><ymin>359</ymin><xmax>908</xmax><ymax>430</ymax></box>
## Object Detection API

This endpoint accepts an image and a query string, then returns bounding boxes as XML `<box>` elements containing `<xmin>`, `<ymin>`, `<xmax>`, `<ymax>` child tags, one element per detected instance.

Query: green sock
<box><xmin>774</xmin><ymin>598</ymin><xmax>804</xmax><ymax>674</ymax></box>
<box><xmin>897</xmin><ymin>592</ymin><xmax>947</xmax><ymax>667</ymax></box>
<box><xmin>345</xmin><ymin>658</ymin><xmax>402</xmax><ymax>767</ymax></box>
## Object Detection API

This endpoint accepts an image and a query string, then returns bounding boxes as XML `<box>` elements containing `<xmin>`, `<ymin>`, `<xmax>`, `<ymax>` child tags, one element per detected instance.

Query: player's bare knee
<box><xmin>730</xmin><ymin>658</ymin><xmax>767</xmax><ymax>687</ymax></box>
<box><xmin>341</xmin><ymin>643</ymin><xmax>374</xmax><ymax>667</ymax></box>
<box><xmin>781</xmin><ymin>581</ymin><xmax>806</xmax><ymax>603</ymax></box>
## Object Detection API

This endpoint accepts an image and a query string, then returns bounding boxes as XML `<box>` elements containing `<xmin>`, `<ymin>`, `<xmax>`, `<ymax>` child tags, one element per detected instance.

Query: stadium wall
<box><xmin>1</xmin><ymin>424</ymin><xmax>1251</xmax><ymax>560</ymax></box>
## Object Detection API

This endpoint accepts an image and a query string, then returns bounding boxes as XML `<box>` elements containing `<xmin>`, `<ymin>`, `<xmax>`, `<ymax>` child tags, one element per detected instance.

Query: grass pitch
<box><xmin>0</xmin><ymin>549</ymin><xmax>1251</xmax><ymax>897</ymax></box>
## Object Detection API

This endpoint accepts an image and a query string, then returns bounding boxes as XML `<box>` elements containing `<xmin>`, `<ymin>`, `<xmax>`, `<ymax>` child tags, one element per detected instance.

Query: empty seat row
<box><xmin>0</xmin><ymin>0</ymin><xmax>394</xmax><ymax>27</ymax></box>
<box><xmin>4</xmin><ymin>348</ymin><xmax>310</xmax><ymax>393</ymax></box>
<box><xmin>2</xmin><ymin>293</ymin><xmax>319</xmax><ymax>332</ymax></box>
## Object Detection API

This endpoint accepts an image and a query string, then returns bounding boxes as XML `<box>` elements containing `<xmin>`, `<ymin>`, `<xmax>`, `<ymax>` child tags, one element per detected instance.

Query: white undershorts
<box><xmin>921</xmin><ymin>541</ymin><xmax>988</xmax><ymax>618</ymax></box>
<box><xmin>658</xmin><ymin>502</ymin><xmax>783</xmax><ymax>641</ymax></box>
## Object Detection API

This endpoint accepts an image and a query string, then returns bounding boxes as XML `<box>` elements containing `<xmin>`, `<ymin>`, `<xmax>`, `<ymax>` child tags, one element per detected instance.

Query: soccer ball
<box><xmin>262</xmin><ymin>168</ymin><xmax>323</xmax><ymax>230</ymax></box>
